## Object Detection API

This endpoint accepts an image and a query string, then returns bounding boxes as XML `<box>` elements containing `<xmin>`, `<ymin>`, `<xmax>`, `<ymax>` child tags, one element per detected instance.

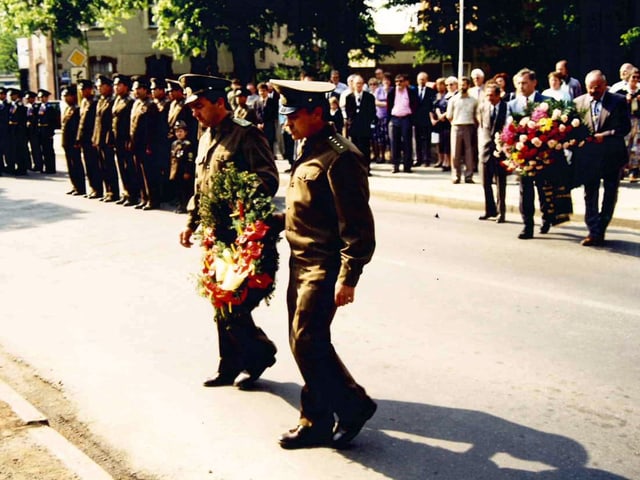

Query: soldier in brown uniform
<box><xmin>111</xmin><ymin>74</ymin><xmax>137</xmax><ymax>206</ymax></box>
<box><xmin>178</xmin><ymin>74</ymin><xmax>279</xmax><ymax>389</ymax></box>
<box><xmin>92</xmin><ymin>75</ymin><xmax>119</xmax><ymax>202</ymax></box>
<box><xmin>60</xmin><ymin>85</ymin><xmax>86</xmax><ymax>195</ymax></box>
<box><xmin>77</xmin><ymin>79</ymin><xmax>102</xmax><ymax>198</ymax></box>
<box><xmin>130</xmin><ymin>75</ymin><xmax>160</xmax><ymax>210</ymax></box>
<box><xmin>271</xmin><ymin>79</ymin><xmax>377</xmax><ymax>450</ymax></box>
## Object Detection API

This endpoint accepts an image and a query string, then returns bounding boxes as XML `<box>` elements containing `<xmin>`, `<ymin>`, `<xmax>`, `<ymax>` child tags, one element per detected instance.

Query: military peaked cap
<box><xmin>179</xmin><ymin>74</ymin><xmax>231</xmax><ymax>105</ymax></box>
<box><xmin>131</xmin><ymin>75</ymin><xmax>150</xmax><ymax>90</ymax></box>
<box><xmin>61</xmin><ymin>85</ymin><xmax>77</xmax><ymax>96</ymax></box>
<box><xmin>174</xmin><ymin>120</ymin><xmax>188</xmax><ymax>130</ymax></box>
<box><xmin>95</xmin><ymin>75</ymin><xmax>112</xmax><ymax>87</ymax></box>
<box><xmin>25</xmin><ymin>91</ymin><xmax>37</xmax><ymax>98</ymax></box>
<box><xmin>165</xmin><ymin>79</ymin><xmax>182</xmax><ymax>92</ymax></box>
<box><xmin>7</xmin><ymin>88</ymin><xmax>22</xmax><ymax>97</ymax></box>
<box><xmin>37</xmin><ymin>89</ymin><xmax>51</xmax><ymax>97</ymax></box>
<box><xmin>112</xmin><ymin>74</ymin><xmax>132</xmax><ymax>88</ymax></box>
<box><xmin>150</xmin><ymin>77</ymin><xmax>167</xmax><ymax>89</ymax></box>
<box><xmin>78</xmin><ymin>79</ymin><xmax>93</xmax><ymax>90</ymax></box>
<box><xmin>270</xmin><ymin>79</ymin><xmax>335</xmax><ymax>114</ymax></box>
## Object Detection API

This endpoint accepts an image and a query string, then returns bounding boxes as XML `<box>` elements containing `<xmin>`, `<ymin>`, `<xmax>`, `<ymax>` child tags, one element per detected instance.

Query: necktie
<box><xmin>490</xmin><ymin>105</ymin><xmax>497</xmax><ymax>127</ymax></box>
<box><xmin>419</xmin><ymin>87</ymin><xmax>424</xmax><ymax>100</ymax></box>
<box><xmin>592</xmin><ymin>100</ymin><xmax>601</xmax><ymax>131</ymax></box>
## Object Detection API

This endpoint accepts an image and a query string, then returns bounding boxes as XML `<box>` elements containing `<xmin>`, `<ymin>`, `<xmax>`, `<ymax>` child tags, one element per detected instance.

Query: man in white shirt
<box><xmin>446</xmin><ymin>76</ymin><xmax>478</xmax><ymax>183</ymax></box>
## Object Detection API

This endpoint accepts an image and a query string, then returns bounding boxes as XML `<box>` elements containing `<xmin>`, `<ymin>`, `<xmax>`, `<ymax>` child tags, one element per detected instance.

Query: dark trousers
<box><xmin>519</xmin><ymin>176</ymin><xmax>549</xmax><ymax>229</ymax></box>
<box><xmin>40</xmin><ymin>132</ymin><xmax>55</xmax><ymax>173</ymax></box>
<box><xmin>390</xmin><ymin>116</ymin><xmax>413</xmax><ymax>171</ymax></box>
<box><xmin>28</xmin><ymin>130</ymin><xmax>42</xmax><ymax>171</ymax></box>
<box><xmin>414</xmin><ymin>124</ymin><xmax>431</xmax><ymax>165</ymax></box>
<box><xmin>482</xmin><ymin>159</ymin><xmax>507</xmax><ymax>217</ymax></box>
<box><xmin>287</xmin><ymin>259</ymin><xmax>373</xmax><ymax>429</ymax></box>
<box><xmin>351</xmin><ymin>135</ymin><xmax>371</xmax><ymax>171</ymax></box>
<box><xmin>133</xmin><ymin>148</ymin><xmax>161</xmax><ymax>206</ymax></box>
<box><xmin>583</xmin><ymin>170</ymin><xmax>620</xmax><ymax>239</ymax></box>
<box><xmin>115</xmin><ymin>142</ymin><xmax>136</xmax><ymax>201</ymax></box>
<box><xmin>81</xmin><ymin>142</ymin><xmax>103</xmax><ymax>195</ymax></box>
<box><xmin>215</xmin><ymin>313</ymin><xmax>276</xmax><ymax>377</ymax></box>
<box><xmin>64</xmin><ymin>146</ymin><xmax>86</xmax><ymax>194</ymax></box>
<box><xmin>97</xmin><ymin>145</ymin><xmax>119</xmax><ymax>198</ymax></box>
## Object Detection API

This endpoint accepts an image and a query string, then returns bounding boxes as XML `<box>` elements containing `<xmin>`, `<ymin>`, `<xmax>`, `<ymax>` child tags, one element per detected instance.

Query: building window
<box><xmin>145</xmin><ymin>6</ymin><xmax>158</xmax><ymax>29</ymax></box>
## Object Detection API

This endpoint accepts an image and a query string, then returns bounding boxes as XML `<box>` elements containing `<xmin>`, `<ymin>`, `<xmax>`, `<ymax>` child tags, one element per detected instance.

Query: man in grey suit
<box><xmin>478</xmin><ymin>82</ymin><xmax>508</xmax><ymax>222</ymax></box>
<box><xmin>573</xmin><ymin>70</ymin><xmax>630</xmax><ymax>246</ymax></box>
<box><xmin>507</xmin><ymin>68</ymin><xmax>550</xmax><ymax>239</ymax></box>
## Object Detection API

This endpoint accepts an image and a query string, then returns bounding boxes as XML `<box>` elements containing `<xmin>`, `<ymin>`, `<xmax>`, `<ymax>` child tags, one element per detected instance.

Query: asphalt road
<box><xmin>0</xmin><ymin>171</ymin><xmax>638</xmax><ymax>480</ymax></box>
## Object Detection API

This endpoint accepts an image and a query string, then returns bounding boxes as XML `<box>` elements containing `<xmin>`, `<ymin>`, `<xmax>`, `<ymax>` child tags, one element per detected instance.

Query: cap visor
<box><xmin>185</xmin><ymin>94</ymin><xmax>200</xmax><ymax>105</ymax></box>
<box><xmin>279</xmin><ymin>105</ymin><xmax>299</xmax><ymax>115</ymax></box>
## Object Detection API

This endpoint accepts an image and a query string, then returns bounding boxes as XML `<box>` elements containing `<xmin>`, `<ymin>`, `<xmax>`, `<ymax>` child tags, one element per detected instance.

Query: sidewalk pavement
<box><xmin>0</xmin><ymin>147</ymin><xmax>638</xmax><ymax>480</ymax></box>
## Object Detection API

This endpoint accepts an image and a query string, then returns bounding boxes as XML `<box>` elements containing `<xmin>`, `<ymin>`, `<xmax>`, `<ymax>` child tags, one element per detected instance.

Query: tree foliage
<box><xmin>389</xmin><ymin>0</ymin><xmax>581</xmax><ymax>74</ymax></box>
<box><xmin>0</xmin><ymin>0</ymin><xmax>146</xmax><ymax>43</ymax></box>
<box><xmin>0</xmin><ymin>30</ymin><xmax>18</xmax><ymax>73</ymax></box>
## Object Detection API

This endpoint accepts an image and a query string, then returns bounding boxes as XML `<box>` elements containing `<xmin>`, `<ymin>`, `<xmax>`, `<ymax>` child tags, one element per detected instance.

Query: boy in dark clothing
<box><xmin>169</xmin><ymin>120</ymin><xmax>195</xmax><ymax>213</ymax></box>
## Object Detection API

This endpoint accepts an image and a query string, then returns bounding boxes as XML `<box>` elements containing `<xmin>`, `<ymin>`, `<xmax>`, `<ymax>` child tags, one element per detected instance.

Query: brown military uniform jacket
<box><xmin>233</xmin><ymin>105</ymin><xmax>258</xmax><ymax>125</ymax></box>
<box><xmin>61</xmin><ymin>104</ymin><xmax>80</xmax><ymax>149</ymax></box>
<box><xmin>76</xmin><ymin>97</ymin><xmax>96</xmax><ymax>144</ymax></box>
<box><xmin>129</xmin><ymin>97</ymin><xmax>159</xmax><ymax>151</ymax></box>
<box><xmin>186</xmin><ymin>114</ymin><xmax>278</xmax><ymax>233</ymax></box>
<box><xmin>111</xmin><ymin>94</ymin><xmax>133</xmax><ymax>144</ymax></box>
<box><xmin>285</xmin><ymin>123</ymin><xmax>375</xmax><ymax>287</ymax></box>
<box><xmin>92</xmin><ymin>95</ymin><xmax>114</xmax><ymax>147</ymax></box>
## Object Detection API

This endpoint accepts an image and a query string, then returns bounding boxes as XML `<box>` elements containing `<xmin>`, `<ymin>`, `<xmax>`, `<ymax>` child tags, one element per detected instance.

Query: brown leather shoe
<box><xmin>279</xmin><ymin>425</ymin><xmax>332</xmax><ymax>449</ymax></box>
<box><xmin>581</xmin><ymin>236</ymin><xmax>604</xmax><ymax>246</ymax></box>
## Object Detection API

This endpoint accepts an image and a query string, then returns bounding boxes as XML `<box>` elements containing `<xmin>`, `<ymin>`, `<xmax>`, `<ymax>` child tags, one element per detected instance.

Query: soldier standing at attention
<box><xmin>60</xmin><ymin>85</ymin><xmax>86</xmax><ymax>196</ymax></box>
<box><xmin>92</xmin><ymin>75</ymin><xmax>119</xmax><ymax>202</ymax></box>
<box><xmin>270</xmin><ymin>79</ymin><xmax>377</xmax><ymax>450</ymax></box>
<box><xmin>111</xmin><ymin>74</ymin><xmax>137</xmax><ymax>206</ymax></box>
<box><xmin>7</xmin><ymin>88</ymin><xmax>29</xmax><ymax>176</ymax></box>
<box><xmin>77</xmin><ymin>79</ymin><xmax>102</xmax><ymax>198</ymax></box>
<box><xmin>0</xmin><ymin>87</ymin><xmax>8</xmax><ymax>174</ymax></box>
<box><xmin>37</xmin><ymin>89</ymin><xmax>58</xmax><ymax>174</ymax></box>
<box><xmin>178</xmin><ymin>74</ymin><xmax>279</xmax><ymax>390</ymax></box>
<box><xmin>24</xmin><ymin>91</ymin><xmax>42</xmax><ymax>172</ymax></box>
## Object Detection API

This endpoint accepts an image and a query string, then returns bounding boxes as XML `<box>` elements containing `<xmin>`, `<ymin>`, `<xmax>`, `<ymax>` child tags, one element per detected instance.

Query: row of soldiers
<box><xmin>0</xmin><ymin>87</ymin><xmax>59</xmax><ymax>176</ymax></box>
<box><xmin>59</xmin><ymin>74</ymin><xmax>198</xmax><ymax>211</ymax></box>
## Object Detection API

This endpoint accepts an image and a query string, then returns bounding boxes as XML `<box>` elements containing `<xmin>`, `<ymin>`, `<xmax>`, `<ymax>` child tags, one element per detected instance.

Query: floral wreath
<box><xmin>196</xmin><ymin>164</ymin><xmax>279</xmax><ymax>319</ymax></box>
<box><xmin>496</xmin><ymin>99</ymin><xmax>592</xmax><ymax>176</ymax></box>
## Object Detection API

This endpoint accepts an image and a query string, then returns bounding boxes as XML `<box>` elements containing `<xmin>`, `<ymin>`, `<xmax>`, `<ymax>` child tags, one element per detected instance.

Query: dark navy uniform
<box><xmin>25</xmin><ymin>92</ymin><xmax>43</xmax><ymax>172</ymax></box>
<box><xmin>6</xmin><ymin>89</ymin><xmax>29</xmax><ymax>175</ymax></box>
<box><xmin>37</xmin><ymin>90</ymin><xmax>58</xmax><ymax>174</ymax></box>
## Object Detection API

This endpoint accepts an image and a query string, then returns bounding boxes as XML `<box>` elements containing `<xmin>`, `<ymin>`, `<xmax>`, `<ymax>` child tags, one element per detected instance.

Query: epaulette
<box><xmin>327</xmin><ymin>134</ymin><xmax>348</xmax><ymax>154</ymax></box>
<box><xmin>232</xmin><ymin>117</ymin><xmax>252</xmax><ymax>127</ymax></box>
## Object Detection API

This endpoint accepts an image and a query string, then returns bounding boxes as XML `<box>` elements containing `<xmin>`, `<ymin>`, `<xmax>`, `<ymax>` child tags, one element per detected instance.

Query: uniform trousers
<box><xmin>215</xmin><ymin>312</ymin><xmax>276</xmax><ymax>377</ymax></box>
<box><xmin>81</xmin><ymin>142</ymin><xmax>103</xmax><ymax>195</ymax></box>
<box><xmin>40</xmin><ymin>131</ymin><xmax>56</xmax><ymax>173</ymax></box>
<box><xmin>97</xmin><ymin>145</ymin><xmax>119</xmax><ymax>198</ymax></box>
<box><xmin>28</xmin><ymin>129</ymin><xmax>42</xmax><ymax>171</ymax></box>
<box><xmin>114</xmin><ymin>141</ymin><xmax>137</xmax><ymax>201</ymax></box>
<box><xmin>450</xmin><ymin>124</ymin><xmax>476</xmax><ymax>180</ymax></box>
<box><xmin>287</xmin><ymin>258</ymin><xmax>373</xmax><ymax>430</ymax></box>
<box><xmin>64</xmin><ymin>146</ymin><xmax>86</xmax><ymax>194</ymax></box>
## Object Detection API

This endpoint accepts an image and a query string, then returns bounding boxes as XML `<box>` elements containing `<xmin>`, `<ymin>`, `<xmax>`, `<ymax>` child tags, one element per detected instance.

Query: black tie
<box><xmin>490</xmin><ymin>105</ymin><xmax>497</xmax><ymax>127</ymax></box>
<box><xmin>420</xmin><ymin>87</ymin><xmax>424</xmax><ymax>100</ymax></box>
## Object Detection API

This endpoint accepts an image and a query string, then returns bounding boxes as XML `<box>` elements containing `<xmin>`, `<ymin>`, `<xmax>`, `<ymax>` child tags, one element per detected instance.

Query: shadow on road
<box><xmin>253</xmin><ymin>380</ymin><xmax>629</xmax><ymax>480</ymax></box>
<box><xmin>0</xmin><ymin>187</ymin><xmax>86</xmax><ymax>232</ymax></box>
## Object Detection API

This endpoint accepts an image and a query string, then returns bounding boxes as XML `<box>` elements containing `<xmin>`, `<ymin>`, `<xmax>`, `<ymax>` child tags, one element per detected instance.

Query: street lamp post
<box><xmin>458</xmin><ymin>0</ymin><xmax>464</xmax><ymax>80</ymax></box>
<box><xmin>78</xmin><ymin>23</ymin><xmax>90</xmax><ymax>80</ymax></box>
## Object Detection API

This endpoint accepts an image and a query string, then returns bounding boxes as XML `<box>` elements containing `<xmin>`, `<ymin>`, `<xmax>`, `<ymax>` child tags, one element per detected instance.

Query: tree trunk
<box><xmin>228</xmin><ymin>23</ymin><xmax>256</xmax><ymax>83</ymax></box>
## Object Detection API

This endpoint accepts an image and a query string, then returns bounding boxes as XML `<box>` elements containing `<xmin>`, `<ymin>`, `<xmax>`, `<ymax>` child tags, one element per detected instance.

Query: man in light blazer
<box><xmin>573</xmin><ymin>70</ymin><xmax>630</xmax><ymax>246</ymax></box>
<box><xmin>478</xmin><ymin>82</ymin><xmax>508</xmax><ymax>222</ymax></box>
<box><xmin>507</xmin><ymin>68</ymin><xmax>550</xmax><ymax>239</ymax></box>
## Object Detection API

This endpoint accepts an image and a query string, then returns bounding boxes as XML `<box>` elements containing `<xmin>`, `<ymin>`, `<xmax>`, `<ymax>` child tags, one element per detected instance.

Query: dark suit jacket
<box><xmin>345</xmin><ymin>90</ymin><xmax>376</xmax><ymax>137</ymax></box>
<box><xmin>386</xmin><ymin>86</ymin><xmax>418</xmax><ymax>121</ymax></box>
<box><xmin>477</xmin><ymin>99</ymin><xmax>507</xmax><ymax>164</ymax></box>
<box><xmin>413</xmin><ymin>86</ymin><xmax>436</xmax><ymax>127</ymax></box>
<box><xmin>573</xmin><ymin>91</ymin><xmax>630</xmax><ymax>179</ymax></box>
<box><xmin>254</xmin><ymin>96</ymin><xmax>278</xmax><ymax>143</ymax></box>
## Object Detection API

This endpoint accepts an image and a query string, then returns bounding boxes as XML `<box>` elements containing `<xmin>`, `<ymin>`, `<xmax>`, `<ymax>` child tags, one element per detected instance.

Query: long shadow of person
<box><xmin>254</xmin><ymin>380</ymin><xmax>630</xmax><ymax>480</ymax></box>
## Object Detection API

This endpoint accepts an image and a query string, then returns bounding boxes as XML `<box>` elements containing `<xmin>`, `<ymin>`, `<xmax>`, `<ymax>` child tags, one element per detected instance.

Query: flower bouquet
<box><xmin>496</xmin><ymin>99</ymin><xmax>591</xmax><ymax>177</ymax></box>
<box><xmin>196</xmin><ymin>164</ymin><xmax>279</xmax><ymax>318</ymax></box>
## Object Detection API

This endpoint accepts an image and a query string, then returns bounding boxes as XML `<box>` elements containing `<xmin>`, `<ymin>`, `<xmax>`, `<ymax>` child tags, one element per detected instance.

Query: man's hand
<box><xmin>335</xmin><ymin>283</ymin><xmax>355</xmax><ymax>308</ymax></box>
<box><xmin>179</xmin><ymin>227</ymin><xmax>194</xmax><ymax>248</ymax></box>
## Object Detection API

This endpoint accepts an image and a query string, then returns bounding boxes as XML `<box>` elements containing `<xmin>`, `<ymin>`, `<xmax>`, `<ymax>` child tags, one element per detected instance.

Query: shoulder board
<box><xmin>327</xmin><ymin>134</ymin><xmax>348</xmax><ymax>154</ymax></box>
<box><xmin>232</xmin><ymin>117</ymin><xmax>252</xmax><ymax>128</ymax></box>
<box><xmin>183</xmin><ymin>140</ymin><xmax>191</xmax><ymax>146</ymax></box>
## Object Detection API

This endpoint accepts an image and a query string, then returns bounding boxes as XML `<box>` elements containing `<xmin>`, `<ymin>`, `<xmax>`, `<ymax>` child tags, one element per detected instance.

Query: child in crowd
<box><xmin>169</xmin><ymin>120</ymin><xmax>196</xmax><ymax>214</ymax></box>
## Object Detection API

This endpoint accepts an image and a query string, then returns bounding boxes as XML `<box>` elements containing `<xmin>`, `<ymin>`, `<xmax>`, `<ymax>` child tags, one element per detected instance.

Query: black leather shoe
<box><xmin>103</xmin><ymin>195</ymin><xmax>118</xmax><ymax>203</ymax></box>
<box><xmin>235</xmin><ymin>357</ymin><xmax>276</xmax><ymax>390</ymax></box>
<box><xmin>141</xmin><ymin>203</ymin><xmax>156</xmax><ymax>211</ymax></box>
<box><xmin>203</xmin><ymin>372</ymin><xmax>238</xmax><ymax>387</ymax></box>
<box><xmin>539</xmin><ymin>221</ymin><xmax>551</xmax><ymax>234</ymax></box>
<box><xmin>115</xmin><ymin>197</ymin><xmax>128</xmax><ymax>205</ymax></box>
<box><xmin>581</xmin><ymin>235</ymin><xmax>604</xmax><ymax>246</ymax></box>
<box><xmin>122</xmin><ymin>199</ymin><xmax>138</xmax><ymax>207</ymax></box>
<box><xmin>392</xmin><ymin>167</ymin><xmax>400</xmax><ymax>174</ymax></box>
<box><xmin>496</xmin><ymin>215</ymin><xmax>505</xmax><ymax>224</ymax></box>
<box><xmin>518</xmin><ymin>229</ymin><xmax>533</xmax><ymax>239</ymax></box>
<box><xmin>279</xmin><ymin>425</ymin><xmax>332</xmax><ymax>449</ymax></box>
<box><xmin>134</xmin><ymin>202</ymin><xmax>146</xmax><ymax>209</ymax></box>
<box><xmin>479</xmin><ymin>213</ymin><xmax>498</xmax><ymax>220</ymax></box>
<box><xmin>332</xmin><ymin>400</ymin><xmax>377</xmax><ymax>449</ymax></box>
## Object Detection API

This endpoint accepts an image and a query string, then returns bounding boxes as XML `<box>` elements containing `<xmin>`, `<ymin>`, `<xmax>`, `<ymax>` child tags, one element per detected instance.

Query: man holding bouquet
<box><xmin>178</xmin><ymin>74</ymin><xmax>279</xmax><ymax>389</ymax></box>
